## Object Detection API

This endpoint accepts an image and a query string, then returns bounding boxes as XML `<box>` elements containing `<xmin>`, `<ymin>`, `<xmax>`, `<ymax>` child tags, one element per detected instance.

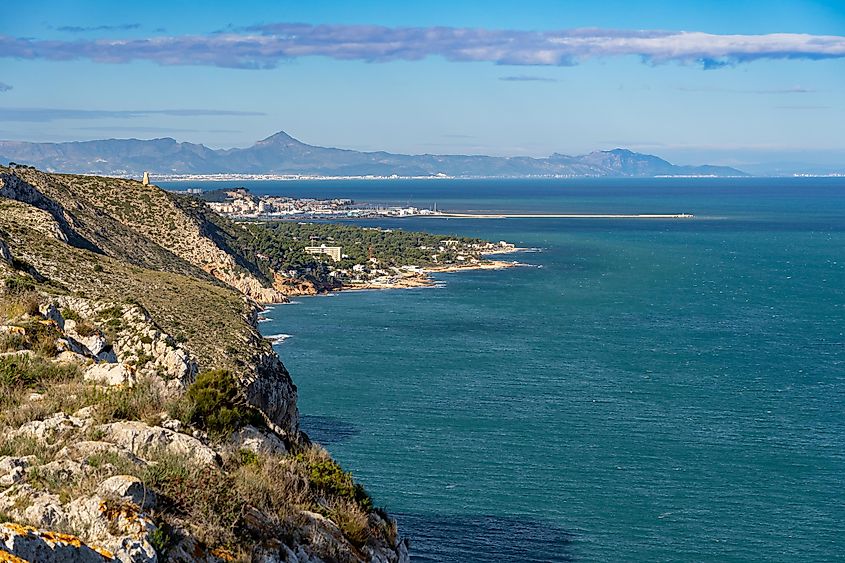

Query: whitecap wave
<box><xmin>266</xmin><ymin>333</ymin><xmax>293</xmax><ymax>344</ymax></box>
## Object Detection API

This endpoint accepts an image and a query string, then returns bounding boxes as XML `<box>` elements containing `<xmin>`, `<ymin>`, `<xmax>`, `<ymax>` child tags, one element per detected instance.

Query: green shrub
<box><xmin>185</xmin><ymin>369</ymin><xmax>261</xmax><ymax>439</ymax></box>
<box><xmin>0</xmin><ymin>354</ymin><xmax>79</xmax><ymax>387</ymax></box>
<box><xmin>4</xmin><ymin>275</ymin><xmax>35</xmax><ymax>295</ymax></box>
<box><xmin>236</xmin><ymin>449</ymin><xmax>259</xmax><ymax>467</ymax></box>
<box><xmin>293</xmin><ymin>448</ymin><xmax>373</xmax><ymax>512</ymax></box>
<box><xmin>61</xmin><ymin>308</ymin><xmax>81</xmax><ymax>322</ymax></box>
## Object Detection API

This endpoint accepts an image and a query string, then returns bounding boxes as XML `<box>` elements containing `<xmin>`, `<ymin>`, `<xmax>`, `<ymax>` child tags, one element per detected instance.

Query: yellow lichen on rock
<box><xmin>0</xmin><ymin>549</ymin><xmax>30</xmax><ymax>563</ymax></box>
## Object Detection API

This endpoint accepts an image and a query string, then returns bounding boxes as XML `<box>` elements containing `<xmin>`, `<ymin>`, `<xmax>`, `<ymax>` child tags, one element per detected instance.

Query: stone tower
<box><xmin>142</xmin><ymin>171</ymin><xmax>150</xmax><ymax>186</ymax></box>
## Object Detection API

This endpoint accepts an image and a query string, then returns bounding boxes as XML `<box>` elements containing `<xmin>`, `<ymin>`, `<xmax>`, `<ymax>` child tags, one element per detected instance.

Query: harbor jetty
<box><xmin>429</xmin><ymin>213</ymin><xmax>695</xmax><ymax>219</ymax></box>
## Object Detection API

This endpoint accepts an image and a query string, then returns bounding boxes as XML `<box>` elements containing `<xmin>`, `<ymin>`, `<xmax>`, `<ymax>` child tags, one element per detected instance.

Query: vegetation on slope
<box><xmin>0</xmin><ymin>263</ymin><xmax>400</xmax><ymax>562</ymax></box>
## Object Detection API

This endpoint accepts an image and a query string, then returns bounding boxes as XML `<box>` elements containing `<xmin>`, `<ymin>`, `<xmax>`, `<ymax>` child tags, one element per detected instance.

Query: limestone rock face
<box><xmin>0</xmin><ymin>456</ymin><xmax>29</xmax><ymax>486</ymax></box>
<box><xmin>66</xmin><ymin>495</ymin><xmax>158</xmax><ymax>563</ymax></box>
<box><xmin>97</xmin><ymin>476</ymin><xmax>156</xmax><ymax>511</ymax></box>
<box><xmin>14</xmin><ymin>412</ymin><xmax>88</xmax><ymax>443</ymax></box>
<box><xmin>55</xmin><ymin>441</ymin><xmax>145</xmax><ymax>467</ymax></box>
<box><xmin>53</xmin><ymin>350</ymin><xmax>90</xmax><ymax>365</ymax></box>
<box><xmin>64</xmin><ymin>319</ymin><xmax>109</xmax><ymax>358</ymax></box>
<box><xmin>39</xmin><ymin>302</ymin><xmax>65</xmax><ymax>329</ymax></box>
<box><xmin>0</xmin><ymin>485</ymin><xmax>66</xmax><ymax>528</ymax></box>
<box><xmin>242</xmin><ymin>350</ymin><xmax>300</xmax><ymax>440</ymax></box>
<box><xmin>231</xmin><ymin>424</ymin><xmax>288</xmax><ymax>456</ymax></box>
<box><xmin>250</xmin><ymin>510</ymin><xmax>411</xmax><ymax>563</ymax></box>
<box><xmin>228</xmin><ymin>272</ymin><xmax>290</xmax><ymax>304</ymax></box>
<box><xmin>0</xmin><ymin>523</ymin><xmax>117</xmax><ymax>563</ymax></box>
<box><xmin>96</xmin><ymin>421</ymin><xmax>220</xmax><ymax>467</ymax></box>
<box><xmin>83</xmin><ymin>363</ymin><xmax>133</xmax><ymax>386</ymax></box>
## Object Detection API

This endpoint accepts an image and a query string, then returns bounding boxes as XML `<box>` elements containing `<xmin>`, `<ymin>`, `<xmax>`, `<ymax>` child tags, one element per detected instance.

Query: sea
<box><xmin>163</xmin><ymin>178</ymin><xmax>845</xmax><ymax>562</ymax></box>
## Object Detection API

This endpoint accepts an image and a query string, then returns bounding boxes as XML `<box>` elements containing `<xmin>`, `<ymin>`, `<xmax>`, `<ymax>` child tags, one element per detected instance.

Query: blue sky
<box><xmin>1</xmin><ymin>0</ymin><xmax>844</xmax><ymax>170</ymax></box>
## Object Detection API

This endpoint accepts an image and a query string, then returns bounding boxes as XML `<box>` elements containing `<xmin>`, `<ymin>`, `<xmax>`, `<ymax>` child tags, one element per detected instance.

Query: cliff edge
<box><xmin>0</xmin><ymin>166</ymin><xmax>409</xmax><ymax>562</ymax></box>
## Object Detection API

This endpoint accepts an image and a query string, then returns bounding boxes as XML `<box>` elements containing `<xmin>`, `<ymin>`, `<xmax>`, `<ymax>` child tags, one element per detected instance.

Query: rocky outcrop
<box><xmin>242</xmin><ymin>349</ymin><xmax>300</xmax><ymax>440</ymax></box>
<box><xmin>0</xmin><ymin>493</ymin><xmax>159</xmax><ymax>563</ymax></box>
<box><xmin>95</xmin><ymin>421</ymin><xmax>220</xmax><ymax>467</ymax></box>
<box><xmin>0</xmin><ymin>523</ymin><xmax>118</xmax><ymax>563</ymax></box>
<box><xmin>45</xmin><ymin>297</ymin><xmax>198</xmax><ymax>391</ymax></box>
<box><xmin>251</xmin><ymin>510</ymin><xmax>409</xmax><ymax>563</ymax></box>
<box><xmin>231</xmin><ymin>424</ymin><xmax>288</xmax><ymax>456</ymax></box>
<box><xmin>0</xmin><ymin>166</ymin><xmax>409</xmax><ymax>563</ymax></box>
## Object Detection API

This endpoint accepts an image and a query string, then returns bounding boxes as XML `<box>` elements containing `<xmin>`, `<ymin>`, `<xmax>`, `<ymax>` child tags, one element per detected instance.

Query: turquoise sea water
<box><xmin>167</xmin><ymin>178</ymin><xmax>845</xmax><ymax>561</ymax></box>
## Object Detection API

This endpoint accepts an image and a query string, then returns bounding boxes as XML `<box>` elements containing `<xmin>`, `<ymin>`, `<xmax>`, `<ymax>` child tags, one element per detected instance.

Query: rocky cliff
<box><xmin>0</xmin><ymin>165</ymin><xmax>408</xmax><ymax>562</ymax></box>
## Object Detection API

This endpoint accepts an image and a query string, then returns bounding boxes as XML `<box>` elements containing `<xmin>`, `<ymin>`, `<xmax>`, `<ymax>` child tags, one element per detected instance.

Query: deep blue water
<box><xmin>165</xmin><ymin>178</ymin><xmax>845</xmax><ymax>561</ymax></box>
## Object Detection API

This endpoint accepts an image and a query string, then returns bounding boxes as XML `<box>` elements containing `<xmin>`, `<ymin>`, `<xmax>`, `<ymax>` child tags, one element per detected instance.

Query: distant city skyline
<box><xmin>1</xmin><ymin>0</ymin><xmax>844</xmax><ymax>172</ymax></box>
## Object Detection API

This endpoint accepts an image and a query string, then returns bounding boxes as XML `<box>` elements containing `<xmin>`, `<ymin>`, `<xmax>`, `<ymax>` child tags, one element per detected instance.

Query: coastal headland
<box><xmin>299</xmin><ymin>258</ymin><xmax>521</xmax><ymax>294</ymax></box>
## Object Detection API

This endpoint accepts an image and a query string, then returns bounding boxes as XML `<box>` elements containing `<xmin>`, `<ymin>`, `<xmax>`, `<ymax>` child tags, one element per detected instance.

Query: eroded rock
<box><xmin>96</xmin><ymin>421</ymin><xmax>219</xmax><ymax>466</ymax></box>
<box><xmin>97</xmin><ymin>476</ymin><xmax>156</xmax><ymax>511</ymax></box>
<box><xmin>0</xmin><ymin>523</ymin><xmax>116</xmax><ymax>563</ymax></box>
<box><xmin>231</xmin><ymin>425</ymin><xmax>288</xmax><ymax>456</ymax></box>
<box><xmin>84</xmin><ymin>363</ymin><xmax>133</xmax><ymax>387</ymax></box>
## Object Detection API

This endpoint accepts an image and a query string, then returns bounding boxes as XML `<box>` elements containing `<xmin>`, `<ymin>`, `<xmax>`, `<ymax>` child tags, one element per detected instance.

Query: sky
<box><xmin>1</xmin><ymin>0</ymin><xmax>844</xmax><ymax>171</ymax></box>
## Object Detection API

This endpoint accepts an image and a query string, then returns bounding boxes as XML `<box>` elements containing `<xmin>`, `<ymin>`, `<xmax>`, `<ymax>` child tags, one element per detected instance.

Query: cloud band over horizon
<box><xmin>0</xmin><ymin>108</ymin><xmax>266</xmax><ymax>122</ymax></box>
<box><xmin>1</xmin><ymin>24</ymin><xmax>844</xmax><ymax>69</ymax></box>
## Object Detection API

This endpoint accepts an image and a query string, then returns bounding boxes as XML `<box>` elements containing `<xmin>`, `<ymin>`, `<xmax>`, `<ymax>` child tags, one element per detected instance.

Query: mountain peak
<box><xmin>256</xmin><ymin>131</ymin><xmax>301</xmax><ymax>146</ymax></box>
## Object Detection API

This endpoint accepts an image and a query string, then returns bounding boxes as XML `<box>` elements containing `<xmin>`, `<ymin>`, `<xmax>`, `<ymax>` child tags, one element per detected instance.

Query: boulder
<box><xmin>0</xmin><ymin>456</ymin><xmax>29</xmax><ymax>487</ymax></box>
<box><xmin>39</xmin><ymin>303</ymin><xmax>65</xmax><ymax>330</ymax></box>
<box><xmin>97</xmin><ymin>476</ymin><xmax>155</xmax><ymax>510</ymax></box>
<box><xmin>0</xmin><ymin>523</ymin><xmax>116</xmax><ymax>563</ymax></box>
<box><xmin>53</xmin><ymin>350</ymin><xmax>90</xmax><ymax>366</ymax></box>
<box><xmin>96</xmin><ymin>421</ymin><xmax>220</xmax><ymax>466</ymax></box>
<box><xmin>231</xmin><ymin>425</ymin><xmax>288</xmax><ymax>456</ymax></box>
<box><xmin>55</xmin><ymin>337</ymin><xmax>89</xmax><ymax>356</ymax></box>
<box><xmin>0</xmin><ymin>484</ymin><xmax>66</xmax><ymax>528</ymax></box>
<box><xmin>55</xmin><ymin>441</ymin><xmax>144</xmax><ymax>468</ymax></box>
<box><xmin>36</xmin><ymin>459</ymin><xmax>87</xmax><ymax>484</ymax></box>
<box><xmin>15</xmin><ymin>412</ymin><xmax>86</xmax><ymax>443</ymax></box>
<box><xmin>64</xmin><ymin>319</ymin><xmax>108</xmax><ymax>358</ymax></box>
<box><xmin>66</xmin><ymin>495</ymin><xmax>158</xmax><ymax>563</ymax></box>
<box><xmin>84</xmin><ymin>363</ymin><xmax>133</xmax><ymax>387</ymax></box>
<box><xmin>158</xmin><ymin>348</ymin><xmax>195</xmax><ymax>383</ymax></box>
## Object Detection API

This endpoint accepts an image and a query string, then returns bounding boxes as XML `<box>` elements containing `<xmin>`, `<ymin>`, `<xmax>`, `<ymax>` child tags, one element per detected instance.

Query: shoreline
<box><xmin>279</xmin><ymin>256</ymin><xmax>522</xmax><ymax>297</ymax></box>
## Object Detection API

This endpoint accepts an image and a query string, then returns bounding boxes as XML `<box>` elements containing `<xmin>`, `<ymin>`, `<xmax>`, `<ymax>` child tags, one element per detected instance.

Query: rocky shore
<box><xmin>278</xmin><ymin>253</ymin><xmax>521</xmax><ymax>296</ymax></box>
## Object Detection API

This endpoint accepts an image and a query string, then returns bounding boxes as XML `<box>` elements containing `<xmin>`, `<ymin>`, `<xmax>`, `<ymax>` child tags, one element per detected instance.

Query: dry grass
<box><xmin>231</xmin><ymin>453</ymin><xmax>312</xmax><ymax>521</ymax></box>
<box><xmin>93</xmin><ymin>377</ymin><xmax>165</xmax><ymax>426</ymax></box>
<box><xmin>0</xmin><ymin>355</ymin><xmax>85</xmax><ymax>427</ymax></box>
<box><xmin>0</xmin><ymin>290</ymin><xmax>39</xmax><ymax>322</ymax></box>
<box><xmin>329</xmin><ymin>498</ymin><xmax>371</xmax><ymax>547</ymax></box>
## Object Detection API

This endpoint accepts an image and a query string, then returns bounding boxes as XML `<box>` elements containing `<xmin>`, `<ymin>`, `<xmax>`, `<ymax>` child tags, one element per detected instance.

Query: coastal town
<box><xmin>193</xmin><ymin>187</ymin><xmax>440</xmax><ymax>219</ymax></box>
<box><xmin>291</xmin><ymin>239</ymin><xmax>518</xmax><ymax>294</ymax></box>
<box><xmin>236</xmin><ymin>220</ymin><xmax>519</xmax><ymax>295</ymax></box>
<box><xmin>178</xmin><ymin>191</ymin><xmax>520</xmax><ymax>295</ymax></box>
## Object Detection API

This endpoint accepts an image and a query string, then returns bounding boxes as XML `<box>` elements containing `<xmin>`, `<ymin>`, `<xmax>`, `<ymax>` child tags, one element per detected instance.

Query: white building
<box><xmin>305</xmin><ymin>245</ymin><xmax>342</xmax><ymax>261</ymax></box>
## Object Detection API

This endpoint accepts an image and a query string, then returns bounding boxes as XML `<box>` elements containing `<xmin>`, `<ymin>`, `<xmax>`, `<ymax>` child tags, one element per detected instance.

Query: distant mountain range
<box><xmin>0</xmin><ymin>131</ymin><xmax>747</xmax><ymax>178</ymax></box>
